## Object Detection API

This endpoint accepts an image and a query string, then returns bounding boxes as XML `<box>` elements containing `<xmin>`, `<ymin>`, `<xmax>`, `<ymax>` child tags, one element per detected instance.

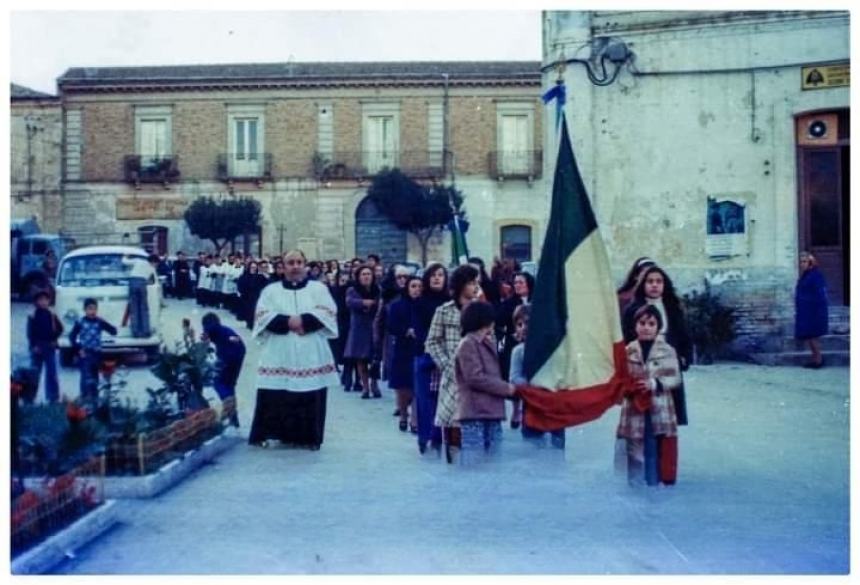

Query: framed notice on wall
<box><xmin>801</xmin><ymin>63</ymin><xmax>850</xmax><ymax>91</ymax></box>
<box><xmin>705</xmin><ymin>196</ymin><xmax>748</xmax><ymax>258</ymax></box>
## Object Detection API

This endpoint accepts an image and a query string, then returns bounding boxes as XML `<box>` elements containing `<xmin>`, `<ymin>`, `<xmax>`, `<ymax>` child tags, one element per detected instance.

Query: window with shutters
<box><xmin>227</xmin><ymin>105</ymin><xmax>265</xmax><ymax>177</ymax></box>
<box><xmin>134</xmin><ymin>106</ymin><xmax>172</xmax><ymax>170</ymax></box>
<box><xmin>495</xmin><ymin>103</ymin><xmax>535</xmax><ymax>177</ymax></box>
<box><xmin>362</xmin><ymin>103</ymin><xmax>400</xmax><ymax>174</ymax></box>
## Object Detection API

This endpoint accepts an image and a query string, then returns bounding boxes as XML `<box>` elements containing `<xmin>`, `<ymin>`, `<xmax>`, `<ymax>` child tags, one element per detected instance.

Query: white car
<box><xmin>55</xmin><ymin>246</ymin><xmax>163</xmax><ymax>366</ymax></box>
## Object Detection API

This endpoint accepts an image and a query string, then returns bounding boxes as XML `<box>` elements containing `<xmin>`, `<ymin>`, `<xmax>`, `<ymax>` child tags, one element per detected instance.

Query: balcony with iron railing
<box><xmin>123</xmin><ymin>155</ymin><xmax>180</xmax><ymax>188</ymax></box>
<box><xmin>217</xmin><ymin>153</ymin><xmax>273</xmax><ymax>183</ymax></box>
<box><xmin>312</xmin><ymin>150</ymin><xmax>452</xmax><ymax>181</ymax></box>
<box><xmin>488</xmin><ymin>150</ymin><xmax>543</xmax><ymax>181</ymax></box>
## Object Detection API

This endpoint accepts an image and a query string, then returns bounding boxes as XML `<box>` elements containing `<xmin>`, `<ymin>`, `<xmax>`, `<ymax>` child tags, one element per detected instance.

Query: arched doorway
<box><xmin>355</xmin><ymin>197</ymin><xmax>406</xmax><ymax>267</ymax></box>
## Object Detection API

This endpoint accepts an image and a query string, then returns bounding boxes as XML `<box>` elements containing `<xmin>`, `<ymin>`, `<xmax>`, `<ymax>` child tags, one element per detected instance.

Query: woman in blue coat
<box><xmin>795</xmin><ymin>251</ymin><xmax>829</xmax><ymax>368</ymax></box>
<box><xmin>386</xmin><ymin>276</ymin><xmax>424</xmax><ymax>431</ymax></box>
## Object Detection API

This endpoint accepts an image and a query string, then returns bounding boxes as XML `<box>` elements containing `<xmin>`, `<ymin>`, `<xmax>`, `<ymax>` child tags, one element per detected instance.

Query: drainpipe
<box><xmin>25</xmin><ymin>120</ymin><xmax>37</xmax><ymax>200</ymax></box>
<box><xmin>442</xmin><ymin>73</ymin><xmax>450</xmax><ymax>182</ymax></box>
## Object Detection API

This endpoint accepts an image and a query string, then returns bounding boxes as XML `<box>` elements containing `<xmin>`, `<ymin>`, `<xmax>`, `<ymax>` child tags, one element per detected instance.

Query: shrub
<box><xmin>683</xmin><ymin>281</ymin><xmax>738</xmax><ymax>364</ymax></box>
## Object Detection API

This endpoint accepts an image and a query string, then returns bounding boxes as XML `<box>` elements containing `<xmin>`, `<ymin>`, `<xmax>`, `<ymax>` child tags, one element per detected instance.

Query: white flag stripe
<box><xmin>530</xmin><ymin>230</ymin><xmax>623</xmax><ymax>390</ymax></box>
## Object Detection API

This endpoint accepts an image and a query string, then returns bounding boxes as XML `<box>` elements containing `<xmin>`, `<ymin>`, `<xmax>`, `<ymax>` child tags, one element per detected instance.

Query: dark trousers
<box><xmin>129</xmin><ymin>278</ymin><xmax>151</xmax><ymax>337</ymax></box>
<box><xmin>31</xmin><ymin>343</ymin><xmax>59</xmax><ymax>403</ymax></box>
<box><xmin>413</xmin><ymin>355</ymin><xmax>442</xmax><ymax>449</ymax></box>
<box><xmin>340</xmin><ymin>358</ymin><xmax>357</xmax><ymax>389</ymax></box>
<box><xmin>79</xmin><ymin>350</ymin><xmax>101</xmax><ymax>403</ymax></box>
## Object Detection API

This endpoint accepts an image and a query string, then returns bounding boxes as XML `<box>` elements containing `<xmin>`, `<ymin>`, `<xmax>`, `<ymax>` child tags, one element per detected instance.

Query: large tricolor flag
<box><xmin>519</xmin><ymin>111</ymin><xmax>633</xmax><ymax>431</ymax></box>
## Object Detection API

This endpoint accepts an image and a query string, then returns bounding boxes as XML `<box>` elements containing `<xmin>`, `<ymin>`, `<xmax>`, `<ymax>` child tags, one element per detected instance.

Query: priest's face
<box><xmin>284</xmin><ymin>254</ymin><xmax>307</xmax><ymax>282</ymax></box>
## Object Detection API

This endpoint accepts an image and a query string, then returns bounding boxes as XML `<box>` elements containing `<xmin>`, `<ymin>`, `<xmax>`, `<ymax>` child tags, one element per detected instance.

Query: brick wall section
<box><xmin>332</xmin><ymin>99</ymin><xmax>361</xmax><ymax>156</ymax></box>
<box><xmin>400</xmin><ymin>97</ymin><xmax>428</xmax><ymax>166</ymax></box>
<box><xmin>670</xmin><ymin>268</ymin><xmax>796</xmax><ymax>355</ymax></box>
<box><xmin>82</xmin><ymin>103</ymin><xmax>133</xmax><ymax>181</ymax></box>
<box><xmin>268</xmin><ymin>101</ymin><xmax>316</xmax><ymax>177</ymax></box>
<box><xmin>450</xmin><ymin>96</ymin><xmax>496</xmax><ymax>175</ymax></box>
<box><xmin>174</xmin><ymin>101</ymin><xmax>225</xmax><ymax>180</ymax></box>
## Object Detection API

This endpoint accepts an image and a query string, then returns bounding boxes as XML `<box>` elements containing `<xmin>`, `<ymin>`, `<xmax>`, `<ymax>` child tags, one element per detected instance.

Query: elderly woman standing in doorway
<box><xmin>795</xmin><ymin>251</ymin><xmax>829</xmax><ymax>368</ymax></box>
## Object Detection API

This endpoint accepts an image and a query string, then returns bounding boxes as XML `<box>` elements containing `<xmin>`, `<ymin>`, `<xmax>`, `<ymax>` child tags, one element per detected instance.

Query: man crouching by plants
<box><xmin>201</xmin><ymin>313</ymin><xmax>244</xmax><ymax>428</ymax></box>
<box><xmin>69</xmin><ymin>298</ymin><xmax>118</xmax><ymax>406</ymax></box>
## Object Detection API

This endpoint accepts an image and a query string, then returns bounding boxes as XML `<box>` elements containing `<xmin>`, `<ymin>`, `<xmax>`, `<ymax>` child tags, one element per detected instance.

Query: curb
<box><xmin>11</xmin><ymin>500</ymin><xmax>120</xmax><ymax>575</ymax></box>
<box><xmin>103</xmin><ymin>433</ymin><xmax>242</xmax><ymax>499</ymax></box>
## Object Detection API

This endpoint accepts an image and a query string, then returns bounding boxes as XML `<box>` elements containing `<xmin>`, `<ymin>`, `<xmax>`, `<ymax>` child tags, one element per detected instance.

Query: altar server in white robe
<box><xmin>249</xmin><ymin>250</ymin><xmax>339</xmax><ymax>449</ymax></box>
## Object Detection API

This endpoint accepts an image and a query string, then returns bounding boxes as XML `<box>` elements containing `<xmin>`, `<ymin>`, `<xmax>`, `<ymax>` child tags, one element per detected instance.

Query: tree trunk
<box><xmin>414</xmin><ymin>230</ymin><xmax>432</xmax><ymax>267</ymax></box>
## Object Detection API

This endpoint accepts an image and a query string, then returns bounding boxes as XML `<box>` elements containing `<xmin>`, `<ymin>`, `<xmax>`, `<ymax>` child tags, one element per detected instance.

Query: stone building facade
<box><xmin>51</xmin><ymin>62</ymin><xmax>546</xmax><ymax>267</ymax></box>
<box><xmin>10</xmin><ymin>84</ymin><xmax>63</xmax><ymax>232</ymax></box>
<box><xmin>542</xmin><ymin>10</ymin><xmax>850</xmax><ymax>355</ymax></box>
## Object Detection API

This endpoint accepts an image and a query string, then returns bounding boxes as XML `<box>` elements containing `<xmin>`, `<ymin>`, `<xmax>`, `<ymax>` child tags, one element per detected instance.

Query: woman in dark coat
<box><xmin>622</xmin><ymin>265</ymin><xmax>692</xmax><ymax>426</ymax></box>
<box><xmin>795</xmin><ymin>251</ymin><xmax>829</xmax><ymax>368</ymax></box>
<box><xmin>344</xmin><ymin>265</ymin><xmax>380</xmax><ymax>398</ymax></box>
<box><xmin>333</xmin><ymin>271</ymin><xmax>357</xmax><ymax>390</ymax></box>
<box><xmin>374</xmin><ymin>265</ymin><xmax>408</xmax><ymax>385</ymax></box>
<box><xmin>386</xmin><ymin>276</ymin><xmax>424</xmax><ymax>431</ymax></box>
<box><xmin>413</xmin><ymin>262</ymin><xmax>450</xmax><ymax>453</ymax></box>
<box><xmin>237</xmin><ymin>262</ymin><xmax>268</xmax><ymax>330</ymax></box>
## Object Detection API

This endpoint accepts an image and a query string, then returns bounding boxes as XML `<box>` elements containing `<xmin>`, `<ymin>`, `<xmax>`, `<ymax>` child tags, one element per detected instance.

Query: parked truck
<box><xmin>10</xmin><ymin>218</ymin><xmax>73</xmax><ymax>300</ymax></box>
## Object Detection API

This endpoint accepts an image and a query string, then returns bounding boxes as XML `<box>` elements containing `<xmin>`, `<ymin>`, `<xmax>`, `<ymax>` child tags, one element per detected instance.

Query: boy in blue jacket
<box><xmin>69</xmin><ymin>298</ymin><xmax>118</xmax><ymax>403</ymax></box>
<box><xmin>201</xmin><ymin>313</ymin><xmax>245</xmax><ymax>427</ymax></box>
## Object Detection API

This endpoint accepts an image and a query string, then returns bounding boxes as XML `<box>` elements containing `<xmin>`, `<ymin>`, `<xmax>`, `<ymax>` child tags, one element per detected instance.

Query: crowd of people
<box><xmin>23</xmin><ymin>243</ymin><xmax>832</xmax><ymax>485</ymax></box>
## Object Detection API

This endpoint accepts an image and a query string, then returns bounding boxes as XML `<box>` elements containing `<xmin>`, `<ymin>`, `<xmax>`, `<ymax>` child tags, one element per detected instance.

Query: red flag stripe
<box><xmin>517</xmin><ymin>341</ymin><xmax>635</xmax><ymax>432</ymax></box>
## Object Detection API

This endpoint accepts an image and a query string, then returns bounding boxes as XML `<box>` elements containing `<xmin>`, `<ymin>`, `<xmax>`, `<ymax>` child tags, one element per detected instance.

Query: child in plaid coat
<box><xmin>616</xmin><ymin>304</ymin><xmax>681</xmax><ymax>487</ymax></box>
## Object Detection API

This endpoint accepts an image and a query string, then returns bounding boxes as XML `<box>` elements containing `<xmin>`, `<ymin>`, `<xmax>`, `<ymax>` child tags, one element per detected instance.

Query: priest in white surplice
<box><xmin>248</xmin><ymin>250</ymin><xmax>339</xmax><ymax>449</ymax></box>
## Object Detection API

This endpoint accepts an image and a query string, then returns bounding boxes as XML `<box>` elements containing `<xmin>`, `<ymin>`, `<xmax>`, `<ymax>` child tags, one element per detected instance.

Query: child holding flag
<box><xmin>509</xmin><ymin>304</ymin><xmax>566</xmax><ymax>449</ymax></box>
<box><xmin>454</xmin><ymin>301</ymin><xmax>518</xmax><ymax>466</ymax></box>
<box><xmin>616</xmin><ymin>304</ymin><xmax>681</xmax><ymax>487</ymax></box>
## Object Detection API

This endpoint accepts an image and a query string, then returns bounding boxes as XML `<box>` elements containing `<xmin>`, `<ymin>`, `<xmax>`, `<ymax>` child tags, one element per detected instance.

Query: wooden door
<box><xmin>798</xmin><ymin>146</ymin><xmax>849</xmax><ymax>305</ymax></box>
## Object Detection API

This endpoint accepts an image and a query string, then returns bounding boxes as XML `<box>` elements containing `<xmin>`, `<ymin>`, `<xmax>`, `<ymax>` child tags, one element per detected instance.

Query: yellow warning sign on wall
<box><xmin>802</xmin><ymin>63</ymin><xmax>850</xmax><ymax>90</ymax></box>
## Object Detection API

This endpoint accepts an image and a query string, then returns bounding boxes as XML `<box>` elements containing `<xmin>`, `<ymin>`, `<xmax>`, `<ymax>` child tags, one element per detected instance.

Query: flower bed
<box><xmin>12</xmin><ymin>456</ymin><xmax>105</xmax><ymax>557</ymax></box>
<box><xmin>105</xmin><ymin>407</ymin><xmax>221</xmax><ymax>475</ymax></box>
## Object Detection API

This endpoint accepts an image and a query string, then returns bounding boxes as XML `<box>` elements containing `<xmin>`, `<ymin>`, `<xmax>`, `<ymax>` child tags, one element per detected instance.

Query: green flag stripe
<box><xmin>523</xmin><ymin>114</ymin><xmax>598</xmax><ymax>381</ymax></box>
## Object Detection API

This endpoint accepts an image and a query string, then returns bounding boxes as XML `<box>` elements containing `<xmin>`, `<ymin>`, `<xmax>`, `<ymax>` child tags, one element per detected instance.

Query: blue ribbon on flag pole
<box><xmin>542</xmin><ymin>82</ymin><xmax>566</xmax><ymax>131</ymax></box>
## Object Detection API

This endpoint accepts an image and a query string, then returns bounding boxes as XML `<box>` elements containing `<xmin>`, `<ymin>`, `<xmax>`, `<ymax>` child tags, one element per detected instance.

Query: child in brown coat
<box><xmin>454</xmin><ymin>301</ymin><xmax>518</xmax><ymax>466</ymax></box>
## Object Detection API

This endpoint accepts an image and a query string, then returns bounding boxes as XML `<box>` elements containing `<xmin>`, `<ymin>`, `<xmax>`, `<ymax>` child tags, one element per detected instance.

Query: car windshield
<box><xmin>57</xmin><ymin>254</ymin><xmax>147</xmax><ymax>287</ymax></box>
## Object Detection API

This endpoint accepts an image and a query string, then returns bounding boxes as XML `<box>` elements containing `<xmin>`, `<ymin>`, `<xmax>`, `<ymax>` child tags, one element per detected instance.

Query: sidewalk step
<box><xmin>781</xmin><ymin>335</ymin><xmax>850</xmax><ymax>352</ymax></box>
<box><xmin>748</xmin><ymin>350</ymin><xmax>850</xmax><ymax>367</ymax></box>
<box><xmin>829</xmin><ymin>306</ymin><xmax>850</xmax><ymax>334</ymax></box>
